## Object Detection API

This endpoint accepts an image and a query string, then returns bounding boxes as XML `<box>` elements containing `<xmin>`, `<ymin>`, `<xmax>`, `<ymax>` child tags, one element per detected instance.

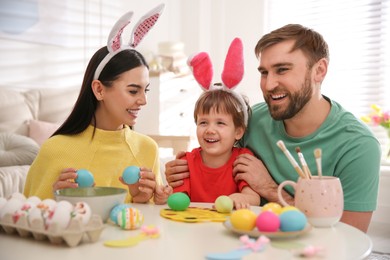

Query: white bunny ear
<box><xmin>106</xmin><ymin>11</ymin><xmax>134</xmax><ymax>53</ymax></box>
<box><xmin>130</xmin><ymin>3</ymin><xmax>165</xmax><ymax>48</ymax></box>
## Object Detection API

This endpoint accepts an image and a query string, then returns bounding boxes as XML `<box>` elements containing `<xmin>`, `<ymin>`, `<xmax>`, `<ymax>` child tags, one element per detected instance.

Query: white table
<box><xmin>0</xmin><ymin>203</ymin><xmax>372</xmax><ymax>260</ymax></box>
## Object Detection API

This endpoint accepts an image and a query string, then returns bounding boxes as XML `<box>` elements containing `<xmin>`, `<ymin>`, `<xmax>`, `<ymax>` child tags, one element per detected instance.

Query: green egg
<box><xmin>167</xmin><ymin>192</ymin><xmax>190</xmax><ymax>211</ymax></box>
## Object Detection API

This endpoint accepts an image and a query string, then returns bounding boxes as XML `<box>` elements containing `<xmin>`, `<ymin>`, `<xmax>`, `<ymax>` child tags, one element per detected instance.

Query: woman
<box><xmin>24</xmin><ymin>46</ymin><xmax>162</xmax><ymax>204</ymax></box>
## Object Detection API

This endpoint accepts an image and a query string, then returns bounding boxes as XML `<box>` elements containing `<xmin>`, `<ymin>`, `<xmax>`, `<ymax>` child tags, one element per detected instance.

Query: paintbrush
<box><xmin>295</xmin><ymin>147</ymin><xmax>312</xmax><ymax>179</ymax></box>
<box><xmin>314</xmin><ymin>148</ymin><xmax>322</xmax><ymax>178</ymax></box>
<box><xmin>276</xmin><ymin>140</ymin><xmax>306</xmax><ymax>179</ymax></box>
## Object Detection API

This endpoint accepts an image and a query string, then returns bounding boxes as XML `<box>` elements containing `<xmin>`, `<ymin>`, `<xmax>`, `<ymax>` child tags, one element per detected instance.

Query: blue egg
<box><xmin>122</xmin><ymin>166</ymin><xmax>140</xmax><ymax>184</ymax></box>
<box><xmin>279</xmin><ymin>210</ymin><xmax>307</xmax><ymax>232</ymax></box>
<box><xmin>167</xmin><ymin>192</ymin><xmax>190</xmax><ymax>211</ymax></box>
<box><xmin>75</xmin><ymin>169</ymin><xmax>94</xmax><ymax>187</ymax></box>
<box><xmin>109</xmin><ymin>203</ymin><xmax>133</xmax><ymax>224</ymax></box>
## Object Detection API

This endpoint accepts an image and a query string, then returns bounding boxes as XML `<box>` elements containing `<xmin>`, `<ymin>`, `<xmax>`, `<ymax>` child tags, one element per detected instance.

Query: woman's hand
<box><xmin>52</xmin><ymin>168</ymin><xmax>79</xmax><ymax>192</ymax></box>
<box><xmin>120</xmin><ymin>167</ymin><xmax>156</xmax><ymax>203</ymax></box>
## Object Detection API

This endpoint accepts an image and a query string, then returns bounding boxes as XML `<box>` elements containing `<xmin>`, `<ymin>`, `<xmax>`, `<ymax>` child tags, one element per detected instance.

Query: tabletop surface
<box><xmin>0</xmin><ymin>203</ymin><xmax>372</xmax><ymax>260</ymax></box>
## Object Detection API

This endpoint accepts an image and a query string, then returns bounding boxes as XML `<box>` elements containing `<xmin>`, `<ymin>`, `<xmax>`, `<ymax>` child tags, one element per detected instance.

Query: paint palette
<box><xmin>160</xmin><ymin>207</ymin><xmax>230</xmax><ymax>223</ymax></box>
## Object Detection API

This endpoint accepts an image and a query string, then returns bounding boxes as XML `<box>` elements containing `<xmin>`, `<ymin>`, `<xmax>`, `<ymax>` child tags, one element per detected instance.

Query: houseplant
<box><xmin>361</xmin><ymin>104</ymin><xmax>390</xmax><ymax>159</ymax></box>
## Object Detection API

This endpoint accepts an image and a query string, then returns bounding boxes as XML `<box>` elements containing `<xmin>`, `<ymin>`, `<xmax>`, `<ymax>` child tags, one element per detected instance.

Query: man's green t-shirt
<box><xmin>240</xmin><ymin>96</ymin><xmax>381</xmax><ymax>211</ymax></box>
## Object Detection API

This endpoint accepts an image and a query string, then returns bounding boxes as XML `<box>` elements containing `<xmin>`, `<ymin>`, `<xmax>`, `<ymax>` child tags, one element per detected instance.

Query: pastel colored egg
<box><xmin>117</xmin><ymin>207</ymin><xmax>144</xmax><ymax>230</ymax></box>
<box><xmin>75</xmin><ymin>169</ymin><xmax>94</xmax><ymax>187</ymax></box>
<box><xmin>167</xmin><ymin>192</ymin><xmax>190</xmax><ymax>211</ymax></box>
<box><xmin>110</xmin><ymin>203</ymin><xmax>133</xmax><ymax>224</ymax></box>
<box><xmin>279</xmin><ymin>210</ymin><xmax>307</xmax><ymax>232</ymax></box>
<box><xmin>256</xmin><ymin>211</ymin><xmax>280</xmax><ymax>232</ymax></box>
<box><xmin>262</xmin><ymin>202</ymin><xmax>282</xmax><ymax>215</ymax></box>
<box><xmin>230</xmin><ymin>209</ymin><xmax>257</xmax><ymax>231</ymax></box>
<box><xmin>215</xmin><ymin>195</ymin><xmax>233</xmax><ymax>213</ymax></box>
<box><xmin>122</xmin><ymin>166</ymin><xmax>140</xmax><ymax>184</ymax></box>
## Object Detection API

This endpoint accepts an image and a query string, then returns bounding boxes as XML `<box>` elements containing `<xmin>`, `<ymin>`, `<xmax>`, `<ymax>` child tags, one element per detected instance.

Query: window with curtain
<box><xmin>0</xmin><ymin>0</ymin><xmax>122</xmax><ymax>89</ymax></box>
<box><xmin>264</xmin><ymin>0</ymin><xmax>390</xmax><ymax>161</ymax></box>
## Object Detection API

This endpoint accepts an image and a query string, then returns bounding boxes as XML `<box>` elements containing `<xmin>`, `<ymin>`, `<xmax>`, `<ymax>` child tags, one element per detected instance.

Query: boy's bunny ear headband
<box><xmin>94</xmin><ymin>3</ymin><xmax>165</xmax><ymax>80</ymax></box>
<box><xmin>188</xmin><ymin>37</ymin><xmax>248</xmax><ymax>126</ymax></box>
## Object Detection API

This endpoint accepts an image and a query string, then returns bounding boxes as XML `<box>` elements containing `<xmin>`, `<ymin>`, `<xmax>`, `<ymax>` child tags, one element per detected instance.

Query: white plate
<box><xmin>223</xmin><ymin>220</ymin><xmax>312</xmax><ymax>239</ymax></box>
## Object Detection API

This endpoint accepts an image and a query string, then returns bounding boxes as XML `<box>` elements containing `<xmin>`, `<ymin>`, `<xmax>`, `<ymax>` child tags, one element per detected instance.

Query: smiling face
<box><xmin>258</xmin><ymin>40</ymin><xmax>316</xmax><ymax>121</ymax></box>
<box><xmin>92</xmin><ymin>65</ymin><xmax>150</xmax><ymax>130</ymax></box>
<box><xmin>196</xmin><ymin>108</ymin><xmax>244</xmax><ymax>165</ymax></box>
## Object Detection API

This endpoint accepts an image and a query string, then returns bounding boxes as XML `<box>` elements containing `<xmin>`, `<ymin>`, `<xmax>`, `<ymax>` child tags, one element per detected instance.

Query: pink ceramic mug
<box><xmin>277</xmin><ymin>176</ymin><xmax>344</xmax><ymax>227</ymax></box>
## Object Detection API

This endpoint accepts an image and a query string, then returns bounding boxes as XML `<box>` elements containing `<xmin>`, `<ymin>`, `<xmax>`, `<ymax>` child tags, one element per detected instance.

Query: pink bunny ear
<box><xmin>130</xmin><ymin>3</ymin><xmax>165</xmax><ymax>48</ymax></box>
<box><xmin>188</xmin><ymin>52</ymin><xmax>213</xmax><ymax>91</ymax></box>
<box><xmin>106</xmin><ymin>11</ymin><xmax>134</xmax><ymax>53</ymax></box>
<box><xmin>221</xmin><ymin>37</ymin><xmax>244</xmax><ymax>89</ymax></box>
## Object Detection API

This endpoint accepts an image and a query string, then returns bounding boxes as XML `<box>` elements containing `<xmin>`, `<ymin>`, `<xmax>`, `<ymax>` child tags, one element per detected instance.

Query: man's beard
<box><xmin>266</xmin><ymin>72</ymin><xmax>313</xmax><ymax>121</ymax></box>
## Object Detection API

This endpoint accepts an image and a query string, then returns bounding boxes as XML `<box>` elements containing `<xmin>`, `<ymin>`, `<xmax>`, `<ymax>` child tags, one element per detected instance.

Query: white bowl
<box><xmin>55</xmin><ymin>187</ymin><xmax>127</xmax><ymax>222</ymax></box>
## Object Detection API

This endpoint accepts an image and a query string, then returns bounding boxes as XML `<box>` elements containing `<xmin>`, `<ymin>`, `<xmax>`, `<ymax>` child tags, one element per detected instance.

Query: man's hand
<box><xmin>164</xmin><ymin>151</ymin><xmax>189</xmax><ymax>188</ymax></box>
<box><xmin>233</xmin><ymin>153</ymin><xmax>293</xmax><ymax>204</ymax></box>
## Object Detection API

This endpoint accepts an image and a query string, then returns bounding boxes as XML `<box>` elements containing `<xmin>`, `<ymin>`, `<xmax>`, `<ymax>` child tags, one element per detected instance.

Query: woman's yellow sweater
<box><xmin>24</xmin><ymin>125</ymin><xmax>161</xmax><ymax>202</ymax></box>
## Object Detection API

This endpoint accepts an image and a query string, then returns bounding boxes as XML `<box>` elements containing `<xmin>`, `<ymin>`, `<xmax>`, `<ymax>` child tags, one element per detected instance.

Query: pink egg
<box><xmin>256</xmin><ymin>211</ymin><xmax>280</xmax><ymax>232</ymax></box>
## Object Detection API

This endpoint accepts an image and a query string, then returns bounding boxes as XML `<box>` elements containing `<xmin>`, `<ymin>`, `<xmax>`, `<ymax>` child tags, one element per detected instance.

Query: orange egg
<box><xmin>262</xmin><ymin>202</ymin><xmax>282</xmax><ymax>215</ymax></box>
<box><xmin>230</xmin><ymin>209</ymin><xmax>257</xmax><ymax>231</ymax></box>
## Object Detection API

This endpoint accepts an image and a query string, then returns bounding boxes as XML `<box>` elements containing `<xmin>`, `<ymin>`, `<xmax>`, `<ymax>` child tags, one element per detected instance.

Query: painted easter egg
<box><xmin>71</xmin><ymin>201</ymin><xmax>92</xmax><ymax>225</ymax></box>
<box><xmin>117</xmin><ymin>207</ymin><xmax>144</xmax><ymax>230</ymax></box>
<box><xmin>230</xmin><ymin>209</ymin><xmax>257</xmax><ymax>231</ymax></box>
<box><xmin>109</xmin><ymin>203</ymin><xmax>133</xmax><ymax>224</ymax></box>
<box><xmin>279</xmin><ymin>210</ymin><xmax>307</xmax><ymax>232</ymax></box>
<box><xmin>214</xmin><ymin>195</ymin><xmax>233</xmax><ymax>213</ymax></box>
<box><xmin>256</xmin><ymin>211</ymin><xmax>280</xmax><ymax>232</ymax></box>
<box><xmin>167</xmin><ymin>192</ymin><xmax>190</xmax><ymax>211</ymax></box>
<box><xmin>122</xmin><ymin>166</ymin><xmax>140</xmax><ymax>184</ymax></box>
<box><xmin>75</xmin><ymin>169</ymin><xmax>94</xmax><ymax>187</ymax></box>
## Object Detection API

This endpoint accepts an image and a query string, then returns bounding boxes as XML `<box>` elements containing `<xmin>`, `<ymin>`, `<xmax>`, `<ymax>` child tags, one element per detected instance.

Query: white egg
<box><xmin>40</xmin><ymin>199</ymin><xmax>57</xmax><ymax>210</ymax></box>
<box><xmin>26</xmin><ymin>196</ymin><xmax>41</xmax><ymax>205</ymax></box>
<box><xmin>56</xmin><ymin>200</ymin><xmax>74</xmax><ymax>212</ymax></box>
<box><xmin>28</xmin><ymin>206</ymin><xmax>44</xmax><ymax>226</ymax></box>
<box><xmin>71</xmin><ymin>202</ymin><xmax>92</xmax><ymax>225</ymax></box>
<box><xmin>0</xmin><ymin>197</ymin><xmax>7</xmax><ymax>212</ymax></box>
<box><xmin>12</xmin><ymin>201</ymin><xmax>37</xmax><ymax>223</ymax></box>
<box><xmin>10</xmin><ymin>192</ymin><xmax>26</xmax><ymax>202</ymax></box>
<box><xmin>37</xmin><ymin>199</ymin><xmax>57</xmax><ymax>220</ymax></box>
<box><xmin>46</xmin><ymin>206</ymin><xmax>71</xmax><ymax>230</ymax></box>
<box><xmin>0</xmin><ymin>198</ymin><xmax>23</xmax><ymax>219</ymax></box>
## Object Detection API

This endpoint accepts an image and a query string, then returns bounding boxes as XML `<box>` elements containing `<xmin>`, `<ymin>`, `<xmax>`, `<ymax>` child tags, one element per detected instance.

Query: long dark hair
<box><xmin>52</xmin><ymin>47</ymin><xmax>149</xmax><ymax>136</ymax></box>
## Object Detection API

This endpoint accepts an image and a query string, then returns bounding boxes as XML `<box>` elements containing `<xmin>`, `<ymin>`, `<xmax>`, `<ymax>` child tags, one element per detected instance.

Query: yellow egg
<box><xmin>230</xmin><ymin>209</ymin><xmax>257</xmax><ymax>231</ymax></box>
<box><xmin>280</xmin><ymin>206</ymin><xmax>299</xmax><ymax>214</ymax></box>
<box><xmin>262</xmin><ymin>202</ymin><xmax>282</xmax><ymax>215</ymax></box>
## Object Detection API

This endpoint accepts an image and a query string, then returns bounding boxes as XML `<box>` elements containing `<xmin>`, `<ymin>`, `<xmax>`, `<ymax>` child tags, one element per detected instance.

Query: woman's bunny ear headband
<box><xmin>94</xmin><ymin>3</ymin><xmax>165</xmax><ymax>80</ymax></box>
<box><xmin>188</xmin><ymin>37</ymin><xmax>248</xmax><ymax>126</ymax></box>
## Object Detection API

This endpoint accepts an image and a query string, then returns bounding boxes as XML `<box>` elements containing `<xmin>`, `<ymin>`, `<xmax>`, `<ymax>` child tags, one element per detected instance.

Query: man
<box><xmin>165</xmin><ymin>24</ymin><xmax>381</xmax><ymax>233</ymax></box>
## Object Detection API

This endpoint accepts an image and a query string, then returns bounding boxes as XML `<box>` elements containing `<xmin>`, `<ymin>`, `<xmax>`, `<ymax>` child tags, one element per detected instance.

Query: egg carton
<box><xmin>0</xmin><ymin>213</ymin><xmax>104</xmax><ymax>247</ymax></box>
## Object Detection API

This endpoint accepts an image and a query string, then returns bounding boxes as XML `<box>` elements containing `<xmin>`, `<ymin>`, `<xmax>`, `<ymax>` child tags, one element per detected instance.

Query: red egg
<box><xmin>256</xmin><ymin>211</ymin><xmax>280</xmax><ymax>232</ymax></box>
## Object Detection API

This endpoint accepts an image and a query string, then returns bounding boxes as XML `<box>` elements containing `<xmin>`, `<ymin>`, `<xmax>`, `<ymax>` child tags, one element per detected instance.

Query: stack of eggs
<box><xmin>0</xmin><ymin>192</ymin><xmax>92</xmax><ymax>230</ymax></box>
<box><xmin>230</xmin><ymin>202</ymin><xmax>307</xmax><ymax>232</ymax></box>
<box><xmin>109</xmin><ymin>203</ymin><xmax>144</xmax><ymax>230</ymax></box>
